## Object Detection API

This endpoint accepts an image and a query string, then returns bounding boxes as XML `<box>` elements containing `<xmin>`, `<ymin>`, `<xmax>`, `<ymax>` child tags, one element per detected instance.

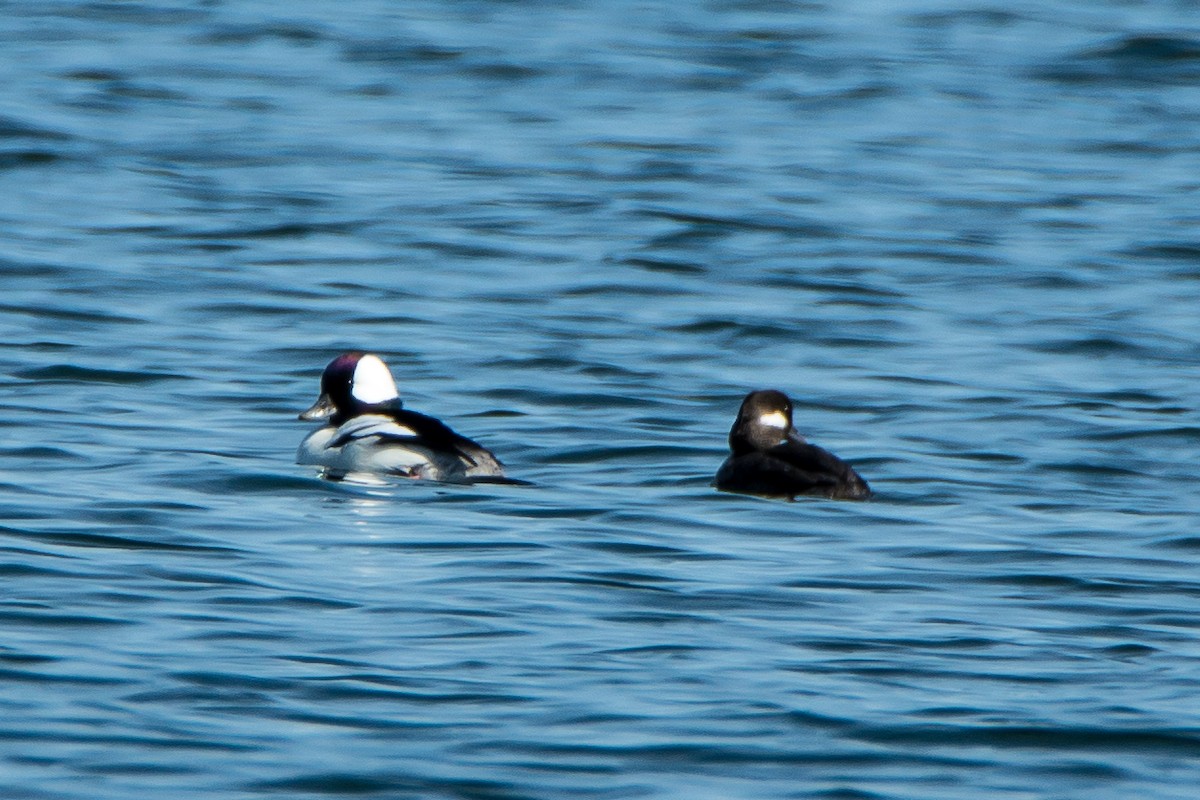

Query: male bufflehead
<box><xmin>714</xmin><ymin>389</ymin><xmax>870</xmax><ymax>500</ymax></box>
<box><xmin>297</xmin><ymin>351</ymin><xmax>506</xmax><ymax>482</ymax></box>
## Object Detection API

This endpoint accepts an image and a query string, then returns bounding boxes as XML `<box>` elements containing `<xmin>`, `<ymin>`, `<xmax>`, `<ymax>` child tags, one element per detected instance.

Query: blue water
<box><xmin>3</xmin><ymin>1</ymin><xmax>1200</xmax><ymax>798</ymax></box>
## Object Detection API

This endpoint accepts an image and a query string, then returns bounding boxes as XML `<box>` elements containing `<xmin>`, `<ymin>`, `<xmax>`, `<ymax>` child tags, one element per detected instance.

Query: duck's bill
<box><xmin>299</xmin><ymin>394</ymin><xmax>336</xmax><ymax>421</ymax></box>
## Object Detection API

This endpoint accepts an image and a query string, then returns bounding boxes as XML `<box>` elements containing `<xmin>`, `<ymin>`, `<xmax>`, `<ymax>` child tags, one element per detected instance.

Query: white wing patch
<box><xmin>351</xmin><ymin>354</ymin><xmax>400</xmax><ymax>404</ymax></box>
<box><xmin>298</xmin><ymin>414</ymin><xmax>429</xmax><ymax>474</ymax></box>
<box><xmin>334</xmin><ymin>414</ymin><xmax>417</xmax><ymax>441</ymax></box>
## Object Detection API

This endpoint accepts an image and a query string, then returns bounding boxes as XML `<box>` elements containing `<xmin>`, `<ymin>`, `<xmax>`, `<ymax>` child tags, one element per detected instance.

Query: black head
<box><xmin>728</xmin><ymin>389</ymin><xmax>796</xmax><ymax>454</ymax></box>
<box><xmin>298</xmin><ymin>351</ymin><xmax>401</xmax><ymax>423</ymax></box>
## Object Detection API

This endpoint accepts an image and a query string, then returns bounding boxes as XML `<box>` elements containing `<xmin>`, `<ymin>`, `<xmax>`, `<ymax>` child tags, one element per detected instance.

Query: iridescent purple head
<box><xmin>299</xmin><ymin>351</ymin><xmax>400</xmax><ymax>423</ymax></box>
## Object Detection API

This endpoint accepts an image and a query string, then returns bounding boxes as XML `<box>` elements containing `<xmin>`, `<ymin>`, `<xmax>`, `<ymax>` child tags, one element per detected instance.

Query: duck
<box><xmin>714</xmin><ymin>389</ymin><xmax>870</xmax><ymax>500</ymax></box>
<box><xmin>296</xmin><ymin>351</ymin><xmax>506</xmax><ymax>482</ymax></box>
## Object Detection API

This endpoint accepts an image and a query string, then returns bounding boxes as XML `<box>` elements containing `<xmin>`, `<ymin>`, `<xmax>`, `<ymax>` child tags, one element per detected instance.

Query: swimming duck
<box><xmin>297</xmin><ymin>351</ymin><xmax>506</xmax><ymax>482</ymax></box>
<box><xmin>714</xmin><ymin>389</ymin><xmax>870</xmax><ymax>500</ymax></box>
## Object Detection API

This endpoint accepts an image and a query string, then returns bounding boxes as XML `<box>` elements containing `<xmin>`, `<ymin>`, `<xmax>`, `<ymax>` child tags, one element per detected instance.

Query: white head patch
<box><xmin>351</xmin><ymin>354</ymin><xmax>400</xmax><ymax>404</ymax></box>
<box><xmin>758</xmin><ymin>410</ymin><xmax>789</xmax><ymax>429</ymax></box>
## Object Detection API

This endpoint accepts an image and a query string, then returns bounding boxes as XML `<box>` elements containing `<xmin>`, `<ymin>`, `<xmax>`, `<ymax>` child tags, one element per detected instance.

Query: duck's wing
<box><xmin>767</xmin><ymin>437</ymin><xmax>855</xmax><ymax>485</ymax></box>
<box><xmin>386</xmin><ymin>409</ymin><xmax>504</xmax><ymax>472</ymax></box>
<box><xmin>328</xmin><ymin>409</ymin><xmax>503</xmax><ymax>475</ymax></box>
<box><xmin>328</xmin><ymin>414</ymin><xmax>420</xmax><ymax>448</ymax></box>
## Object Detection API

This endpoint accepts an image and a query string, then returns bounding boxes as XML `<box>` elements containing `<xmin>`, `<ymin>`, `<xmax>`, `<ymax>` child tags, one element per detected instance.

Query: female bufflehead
<box><xmin>714</xmin><ymin>389</ymin><xmax>870</xmax><ymax>500</ymax></box>
<box><xmin>297</xmin><ymin>351</ymin><xmax>506</xmax><ymax>482</ymax></box>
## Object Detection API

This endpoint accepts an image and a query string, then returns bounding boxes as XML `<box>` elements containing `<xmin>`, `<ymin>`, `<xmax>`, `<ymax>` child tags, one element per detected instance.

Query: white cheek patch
<box><xmin>351</xmin><ymin>355</ymin><xmax>400</xmax><ymax>404</ymax></box>
<box><xmin>758</xmin><ymin>410</ymin><xmax>789</xmax><ymax>429</ymax></box>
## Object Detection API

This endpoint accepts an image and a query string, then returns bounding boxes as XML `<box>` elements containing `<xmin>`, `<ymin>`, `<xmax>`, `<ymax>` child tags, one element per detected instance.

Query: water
<box><xmin>2</xmin><ymin>1</ymin><xmax>1199</xmax><ymax>798</ymax></box>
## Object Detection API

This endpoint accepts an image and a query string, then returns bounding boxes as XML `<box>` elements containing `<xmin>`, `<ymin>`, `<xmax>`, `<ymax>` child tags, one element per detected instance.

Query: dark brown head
<box><xmin>728</xmin><ymin>389</ymin><xmax>797</xmax><ymax>454</ymax></box>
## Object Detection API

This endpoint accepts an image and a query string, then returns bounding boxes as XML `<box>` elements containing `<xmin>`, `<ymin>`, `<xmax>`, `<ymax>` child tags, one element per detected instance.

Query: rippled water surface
<box><xmin>3</xmin><ymin>1</ymin><xmax>1200</xmax><ymax>798</ymax></box>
